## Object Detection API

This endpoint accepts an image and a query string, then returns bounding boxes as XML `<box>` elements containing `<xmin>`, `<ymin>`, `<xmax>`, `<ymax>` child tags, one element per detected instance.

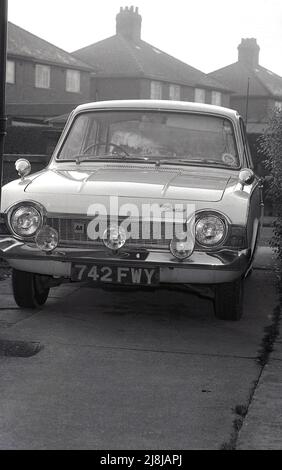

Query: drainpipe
<box><xmin>245</xmin><ymin>77</ymin><xmax>250</xmax><ymax>126</ymax></box>
<box><xmin>0</xmin><ymin>0</ymin><xmax>8</xmax><ymax>206</ymax></box>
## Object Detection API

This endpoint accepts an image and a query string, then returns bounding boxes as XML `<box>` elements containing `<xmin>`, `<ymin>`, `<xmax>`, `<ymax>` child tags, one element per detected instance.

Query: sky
<box><xmin>7</xmin><ymin>0</ymin><xmax>282</xmax><ymax>76</ymax></box>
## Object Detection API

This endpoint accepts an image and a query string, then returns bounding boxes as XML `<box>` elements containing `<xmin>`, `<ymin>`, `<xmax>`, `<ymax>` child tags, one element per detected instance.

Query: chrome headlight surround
<box><xmin>195</xmin><ymin>211</ymin><xmax>228</xmax><ymax>248</ymax></box>
<box><xmin>6</xmin><ymin>201</ymin><xmax>45</xmax><ymax>240</ymax></box>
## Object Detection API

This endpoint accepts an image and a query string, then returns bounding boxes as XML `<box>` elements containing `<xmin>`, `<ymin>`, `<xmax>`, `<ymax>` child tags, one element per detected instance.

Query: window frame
<box><xmin>6</xmin><ymin>60</ymin><xmax>15</xmax><ymax>84</ymax></box>
<box><xmin>274</xmin><ymin>101</ymin><xmax>282</xmax><ymax>111</ymax></box>
<box><xmin>194</xmin><ymin>88</ymin><xmax>206</xmax><ymax>103</ymax></box>
<box><xmin>35</xmin><ymin>64</ymin><xmax>51</xmax><ymax>89</ymax></box>
<box><xmin>169</xmin><ymin>84</ymin><xmax>181</xmax><ymax>101</ymax></box>
<box><xmin>66</xmin><ymin>69</ymin><xmax>81</xmax><ymax>94</ymax></box>
<box><xmin>211</xmin><ymin>91</ymin><xmax>222</xmax><ymax>106</ymax></box>
<box><xmin>150</xmin><ymin>81</ymin><xmax>162</xmax><ymax>100</ymax></box>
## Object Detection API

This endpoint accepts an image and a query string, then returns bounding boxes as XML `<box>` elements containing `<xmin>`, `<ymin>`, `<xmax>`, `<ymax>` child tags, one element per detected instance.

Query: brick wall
<box><xmin>230</xmin><ymin>96</ymin><xmax>270</xmax><ymax>122</ymax></box>
<box><xmin>92</xmin><ymin>77</ymin><xmax>141</xmax><ymax>101</ymax></box>
<box><xmin>6</xmin><ymin>58</ymin><xmax>91</xmax><ymax>106</ymax></box>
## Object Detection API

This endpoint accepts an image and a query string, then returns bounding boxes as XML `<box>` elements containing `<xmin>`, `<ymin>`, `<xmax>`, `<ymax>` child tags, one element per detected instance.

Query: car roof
<box><xmin>73</xmin><ymin>100</ymin><xmax>240</xmax><ymax>120</ymax></box>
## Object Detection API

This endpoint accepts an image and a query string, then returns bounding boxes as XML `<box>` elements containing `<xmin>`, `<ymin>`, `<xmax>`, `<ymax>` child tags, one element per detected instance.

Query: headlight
<box><xmin>9</xmin><ymin>204</ymin><xmax>43</xmax><ymax>238</ymax></box>
<box><xmin>195</xmin><ymin>214</ymin><xmax>227</xmax><ymax>246</ymax></box>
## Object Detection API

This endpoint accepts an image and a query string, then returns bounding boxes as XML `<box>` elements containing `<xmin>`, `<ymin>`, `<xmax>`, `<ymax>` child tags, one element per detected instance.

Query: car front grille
<box><xmin>46</xmin><ymin>217</ymin><xmax>177</xmax><ymax>250</ymax></box>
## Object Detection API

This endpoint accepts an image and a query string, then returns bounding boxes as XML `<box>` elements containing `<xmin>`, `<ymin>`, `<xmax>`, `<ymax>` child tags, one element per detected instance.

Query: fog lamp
<box><xmin>102</xmin><ymin>225</ymin><xmax>127</xmax><ymax>251</ymax></box>
<box><xmin>170</xmin><ymin>237</ymin><xmax>194</xmax><ymax>260</ymax></box>
<box><xmin>35</xmin><ymin>226</ymin><xmax>59</xmax><ymax>252</ymax></box>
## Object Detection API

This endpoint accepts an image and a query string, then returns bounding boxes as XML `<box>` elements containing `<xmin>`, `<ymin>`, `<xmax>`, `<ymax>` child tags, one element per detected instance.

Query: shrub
<box><xmin>259</xmin><ymin>109</ymin><xmax>282</xmax><ymax>267</ymax></box>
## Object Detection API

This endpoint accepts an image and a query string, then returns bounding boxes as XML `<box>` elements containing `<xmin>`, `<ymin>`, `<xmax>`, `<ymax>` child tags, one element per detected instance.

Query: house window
<box><xmin>150</xmin><ymin>81</ymin><xmax>162</xmax><ymax>100</ymax></box>
<box><xmin>35</xmin><ymin>64</ymin><xmax>50</xmax><ymax>89</ymax></box>
<box><xmin>194</xmin><ymin>88</ymin><xmax>205</xmax><ymax>103</ymax></box>
<box><xmin>66</xmin><ymin>70</ymin><xmax>81</xmax><ymax>93</ymax></box>
<box><xmin>211</xmin><ymin>91</ymin><xmax>222</xmax><ymax>106</ymax></box>
<box><xmin>6</xmin><ymin>60</ymin><xmax>15</xmax><ymax>84</ymax></box>
<box><xmin>274</xmin><ymin>101</ymin><xmax>282</xmax><ymax>111</ymax></box>
<box><xmin>169</xmin><ymin>84</ymin><xmax>181</xmax><ymax>101</ymax></box>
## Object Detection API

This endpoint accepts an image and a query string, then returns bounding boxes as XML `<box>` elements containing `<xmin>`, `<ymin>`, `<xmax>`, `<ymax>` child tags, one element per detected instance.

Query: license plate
<box><xmin>71</xmin><ymin>264</ymin><xmax>160</xmax><ymax>286</ymax></box>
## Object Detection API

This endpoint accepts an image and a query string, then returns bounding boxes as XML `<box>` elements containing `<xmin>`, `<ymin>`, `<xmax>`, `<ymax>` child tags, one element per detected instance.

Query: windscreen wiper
<box><xmin>157</xmin><ymin>158</ymin><xmax>234</xmax><ymax>167</ymax></box>
<box><xmin>74</xmin><ymin>154</ymin><xmax>157</xmax><ymax>165</ymax></box>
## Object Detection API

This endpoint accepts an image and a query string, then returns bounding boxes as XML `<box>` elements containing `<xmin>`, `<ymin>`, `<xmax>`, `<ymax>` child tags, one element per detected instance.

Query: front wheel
<box><xmin>214</xmin><ymin>278</ymin><xmax>244</xmax><ymax>321</ymax></box>
<box><xmin>12</xmin><ymin>269</ymin><xmax>50</xmax><ymax>309</ymax></box>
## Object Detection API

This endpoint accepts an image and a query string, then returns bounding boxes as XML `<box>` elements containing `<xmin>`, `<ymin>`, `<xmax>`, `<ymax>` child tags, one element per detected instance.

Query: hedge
<box><xmin>259</xmin><ymin>109</ymin><xmax>282</xmax><ymax>267</ymax></box>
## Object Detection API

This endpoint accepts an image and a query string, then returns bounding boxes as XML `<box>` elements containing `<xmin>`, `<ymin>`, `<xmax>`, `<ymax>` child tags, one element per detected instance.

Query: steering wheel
<box><xmin>82</xmin><ymin>142</ymin><xmax>130</xmax><ymax>157</ymax></box>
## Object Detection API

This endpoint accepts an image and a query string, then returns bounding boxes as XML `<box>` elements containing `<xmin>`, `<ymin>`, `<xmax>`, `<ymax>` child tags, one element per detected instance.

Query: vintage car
<box><xmin>0</xmin><ymin>100</ymin><xmax>263</xmax><ymax>320</ymax></box>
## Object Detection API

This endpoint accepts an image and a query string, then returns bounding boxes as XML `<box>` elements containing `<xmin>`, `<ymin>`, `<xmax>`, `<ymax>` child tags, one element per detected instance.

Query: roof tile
<box><xmin>73</xmin><ymin>35</ymin><xmax>230</xmax><ymax>91</ymax></box>
<box><xmin>209</xmin><ymin>61</ymin><xmax>282</xmax><ymax>98</ymax></box>
<box><xmin>8</xmin><ymin>22</ymin><xmax>92</xmax><ymax>71</ymax></box>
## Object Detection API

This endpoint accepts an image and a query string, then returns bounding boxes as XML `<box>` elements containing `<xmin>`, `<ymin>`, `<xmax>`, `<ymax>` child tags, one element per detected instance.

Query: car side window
<box><xmin>239</xmin><ymin>118</ymin><xmax>254</xmax><ymax>169</ymax></box>
<box><xmin>59</xmin><ymin>114</ymin><xmax>90</xmax><ymax>159</ymax></box>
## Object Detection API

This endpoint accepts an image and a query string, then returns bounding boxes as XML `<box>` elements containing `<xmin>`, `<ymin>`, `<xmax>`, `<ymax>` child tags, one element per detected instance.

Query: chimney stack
<box><xmin>116</xmin><ymin>6</ymin><xmax>142</xmax><ymax>41</ymax></box>
<box><xmin>238</xmin><ymin>38</ymin><xmax>260</xmax><ymax>68</ymax></box>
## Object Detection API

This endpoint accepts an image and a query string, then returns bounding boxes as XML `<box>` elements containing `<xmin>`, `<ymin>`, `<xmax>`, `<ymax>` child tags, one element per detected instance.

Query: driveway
<box><xmin>0</xmin><ymin>247</ymin><xmax>277</xmax><ymax>449</ymax></box>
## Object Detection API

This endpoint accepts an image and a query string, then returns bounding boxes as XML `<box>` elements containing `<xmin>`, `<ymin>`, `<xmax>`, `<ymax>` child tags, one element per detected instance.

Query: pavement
<box><xmin>238</xmin><ymin>221</ymin><xmax>282</xmax><ymax>450</ymax></box>
<box><xmin>0</xmin><ymin>224</ymin><xmax>280</xmax><ymax>450</ymax></box>
<box><xmin>237</xmin><ymin>334</ymin><xmax>282</xmax><ymax>450</ymax></box>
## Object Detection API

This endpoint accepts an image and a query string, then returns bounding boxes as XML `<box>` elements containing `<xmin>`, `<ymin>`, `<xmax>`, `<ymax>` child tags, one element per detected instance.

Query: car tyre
<box><xmin>214</xmin><ymin>278</ymin><xmax>244</xmax><ymax>321</ymax></box>
<box><xmin>12</xmin><ymin>269</ymin><xmax>50</xmax><ymax>309</ymax></box>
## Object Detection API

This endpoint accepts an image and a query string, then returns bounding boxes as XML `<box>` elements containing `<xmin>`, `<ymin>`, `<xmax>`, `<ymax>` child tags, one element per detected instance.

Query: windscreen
<box><xmin>58</xmin><ymin>110</ymin><xmax>239</xmax><ymax>168</ymax></box>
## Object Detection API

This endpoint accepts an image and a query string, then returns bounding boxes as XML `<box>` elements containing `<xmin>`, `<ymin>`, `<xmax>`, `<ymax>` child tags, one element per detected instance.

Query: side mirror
<box><xmin>15</xmin><ymin>159</ymin><xmax>31</xmax><ymax>180</ymax></box>
<box><xmin>238</xmin><ymin>168</ymin><xmax>255</xmax><ymax>189</ymax></box>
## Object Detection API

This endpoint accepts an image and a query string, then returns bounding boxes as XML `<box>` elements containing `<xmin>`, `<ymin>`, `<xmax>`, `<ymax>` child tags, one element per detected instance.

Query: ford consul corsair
<box><xmin>0</xmin><ymin>100</ymin><xmax>263</xmax><ymax>320</ymax></box>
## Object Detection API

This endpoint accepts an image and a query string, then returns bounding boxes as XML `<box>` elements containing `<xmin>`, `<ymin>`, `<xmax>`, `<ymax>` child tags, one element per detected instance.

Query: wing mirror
<box><xmin>238</xmin><ymin>168</ymin><xmax>255</xmax><ymax>189</ymax></box>
<box><xmin>15</xmin><ymin>159</ymin><xmax>31</xmax><ymax>180</ymax></box>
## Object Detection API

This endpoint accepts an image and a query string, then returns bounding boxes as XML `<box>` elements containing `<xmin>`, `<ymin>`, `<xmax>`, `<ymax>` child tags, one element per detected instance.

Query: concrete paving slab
<box><xmin>0</xmin><ymin>344</ymin><xmax>258</xmax><ymax>450</ymax></box>
<box><xmin>259</xmin><ymin>227</ymin><xmax>274</xmax><ymax>247</ymax></box>
<box><xmin>0</xmin><ymin>278</ymin><xmax>79</xmax><ymax>299</ymax></box>
<box><xmin>0</xmin><ymin>247</ymin><xmax>277</xmax><ymax>449</ymax></box>
<box><xmin>0</xmin><ymin>270</ymin><xmax>275</xmax><ymax>359</ymax></box>
<box><xmin>269</xmin><ymin>336</ymin><xmax>282</xmax><ymax>362</ymax></box>
<box><xmin>0</xmin><ymin>279</ymin><xmax>12</xmax><ymax>295</ymax></box>
<box><xmin>254</xmin><ymin>247</ymin><xmax>277</xmax><ymax>270</ymax></box>
<box><xmin>0</xmin><ymin>309</ymin><xmax>35</xmax><ymax>328</ymax></box>
<box><xmin>238</xmin><ymin>358</ymin><xmax>282</xmax><ymax>450</ymax></box>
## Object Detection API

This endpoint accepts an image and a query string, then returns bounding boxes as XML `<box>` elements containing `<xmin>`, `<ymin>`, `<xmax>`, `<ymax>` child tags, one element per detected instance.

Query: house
<box><xmin>6</xmin><ymin>22</ymin><xmax>93</xmax><ymax>120</ymax></box>
<box><xmin>209</xmin><ymin>38</ymin><xmax>282</xmax><ymax>134</ymax></box>
<box><xmin>5</xmin><ymin>22</ymin><xmax>93</xmax><ymax>154</ymax></box>
<box><xmin>209</xmin><ymin>38</ymin><xmax>282</xmax><ymax>214</ymax></box>
<box><xmin>4</xmin><ymin>7</ymin><xmax>231</xmax><ymax>154</ymax></box>
<box><xmin>72</xmin><ymin>6</ymin><xmax>231</xmax><ymax>106</ymax></box>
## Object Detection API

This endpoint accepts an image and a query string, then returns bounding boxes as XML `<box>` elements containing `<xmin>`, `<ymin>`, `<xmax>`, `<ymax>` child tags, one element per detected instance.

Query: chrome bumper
<box><xmin>0</xmin><ymin>237</ymin><xmax>251</xmax><ymax>284</ymax></box>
